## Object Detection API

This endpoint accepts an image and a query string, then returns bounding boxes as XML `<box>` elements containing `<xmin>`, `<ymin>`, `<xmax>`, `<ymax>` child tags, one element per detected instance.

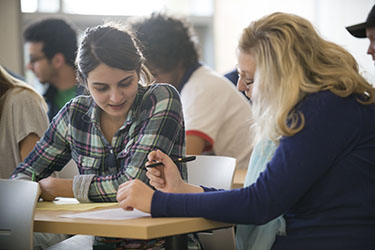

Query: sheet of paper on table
<box><xmin>59</xmin><ymin>207</ymin><xmax>150</xmax><ymax>220</ymax></box>
<box><xmin>36</xmin><ymin>197</ymin><xmax>118</xmax><ymax>211</ymax></box>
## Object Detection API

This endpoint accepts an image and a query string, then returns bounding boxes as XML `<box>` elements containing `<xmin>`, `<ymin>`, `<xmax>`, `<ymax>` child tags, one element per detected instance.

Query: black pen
<box><xmin>147</xmin><ymin>156</ymin><xmax>196</xmax><ymax>168</ymax></box>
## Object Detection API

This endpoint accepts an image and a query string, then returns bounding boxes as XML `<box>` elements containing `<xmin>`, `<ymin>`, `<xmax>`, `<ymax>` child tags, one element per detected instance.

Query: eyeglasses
<box><xmin>29</xmin><ymin>55</ymin><xmax>46</xmax><ymax>64</ymax></box>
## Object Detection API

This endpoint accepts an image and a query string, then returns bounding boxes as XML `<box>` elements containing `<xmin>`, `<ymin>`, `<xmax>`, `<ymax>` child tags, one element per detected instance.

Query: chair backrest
<box><xmin>0</xmin><ymin>179</ymin><xmax>40</xmax><ymax>250</ymax></box>
<box><xmin>187</xmin><ymin>155</ymin><xmax>237</xmax><ymax>250</ymax></box>
<box><xmin>187</xmin><ymin>155</ymin><xmax>236</xmax><ymax>190</ymax></box>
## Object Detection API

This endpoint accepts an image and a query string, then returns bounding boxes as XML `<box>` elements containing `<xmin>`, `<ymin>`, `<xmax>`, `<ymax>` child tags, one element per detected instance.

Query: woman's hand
<box><xmin>146</xmin><ymin>150</ymin><xmax>203</xmax><ymax>194</ymax></box>
<box><xmin>146</xmin><ymin>150</ymin><xmax>187</xmax><ymax>193</ymax></box>
<box><xmin>38</xmin><ymin>177</ymin><xmax>74</xmax><ymax>201</ymax></box>
<box><xmin>116</xmin><ymin>179</ymin><xmax>154</xmax><ymax>213</ymax></box>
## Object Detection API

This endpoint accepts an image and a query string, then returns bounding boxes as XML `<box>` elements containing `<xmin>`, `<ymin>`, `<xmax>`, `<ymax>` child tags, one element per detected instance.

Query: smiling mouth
<box><xmin>109</xmin><ymin>101</ymin><xmax>126</xmax><ymax>108</ymax></box>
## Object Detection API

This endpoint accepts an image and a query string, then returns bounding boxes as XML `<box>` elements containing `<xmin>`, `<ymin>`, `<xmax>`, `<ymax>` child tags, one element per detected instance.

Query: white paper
<box><xmin>53</xmin><ymin>197</ymin><xmax>80</xmax><ymax>204</ymax></box>
<box><xmin>60</xmin><ymin>208</ymin><xmax>150</xmax><ymax>220</ymax></box>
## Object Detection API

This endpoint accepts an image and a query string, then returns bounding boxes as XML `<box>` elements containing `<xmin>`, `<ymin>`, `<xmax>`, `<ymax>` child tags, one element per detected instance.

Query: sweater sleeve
<box><xmin>151</xmin><ymin>92</ymin><xmax>364</xmax><ymax>224</ymax></box>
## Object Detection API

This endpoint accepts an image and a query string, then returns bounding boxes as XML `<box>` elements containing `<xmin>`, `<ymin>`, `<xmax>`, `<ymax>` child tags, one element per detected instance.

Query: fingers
<box><xmin>118</xmin><ymin>199</ymin><xmax>134</xmax><ymax>211</ymax></box>
<box><xmin>146</xmin><ymin>167</ymin><xmax>161</xmax><ymax>177</ymax></box>
<box><xmin>156</xmin><ymin>150</ymin><xmax>175</xmax><ymax>167</ymax></box>
<box><xmin>146</xmin><ymin>150</ymin><xmax>176</xmax><ymax>171</ymax></box>
<box><xmin>147</xmin><ymin>150</ymin><xmax>159</xmax><ymax>162</ymax></box>
<box><xmin>146</xmin><ymin>165</ymin><xmax>166</xmax><ymax>190</ymax></box>
<box><xmin>118</xmin><ymin>195</ymin><xmax>134</xmax><ymax>211</ymax></box>
<box><xmin>117</xmin><ymin>180</ymin><xmax>136</xmax><ymax>202</ymax></box>
<box><xmin>149</xmin><ymin>180</ymin><xmax>165</xmax><ymax>190</ymax></box>
<box><xmin>116</xmin><ymin>179</ymin><xmax>153</xmax><ymax>213</ymax></box>
<box><xmin>117</xmin><ymin>180</ymin><xmax>134</xmax><ymax>211</ymax></box>
<box><xmin>146</xmin><ymin>172</ymin><xmax>165</xmax><ymax>190</ymax></box>
<box><xmin>156</xmin><ymin>149</ymin><xmax>166</xmax><ymax>157</ymax></box>
<box><xmin>146</xmin><ymin>170</ymin><xmax>164</xmax><ymax>184</ymax></box>
<box><xmin>119</xmin><ymin>179</ymin><xmax>134</xmax><ymax>187</ymax></box>
<box><xmin>147</xmin><ymin>150</ymin><xmax>169</xmax><ymax>163</ymax></box>
<box><xmin>156</xmin><ymin>150</ymin><xmax>168</xmax><ymax>162</ymax></box>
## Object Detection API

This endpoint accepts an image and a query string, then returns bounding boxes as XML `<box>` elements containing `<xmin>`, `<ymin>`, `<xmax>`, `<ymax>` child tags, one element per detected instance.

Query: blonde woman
<box><xmin>0</xmin><ymin>65</ymin><xmax>49</xmax><ymax>178</ymax></box>
<box><xmin>117</xmin><ymin>12</ymin><xmax>375</xmax><ymax>250</ymax></box>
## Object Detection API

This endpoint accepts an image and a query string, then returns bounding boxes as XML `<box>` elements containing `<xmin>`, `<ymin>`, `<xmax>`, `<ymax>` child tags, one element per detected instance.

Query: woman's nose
<box><xmin>367</xmin><ymin>42</ymin><xmax>375</xmax><ymax>59</ymax></box>
<box><xmin>237</xmin><ymin>77</ymin><xmax>247</xmax><ymax>92</ymax></box>
<box><xmin>109</xmin><ymin>90</ymin><xmax>123</xmax><ymax>102</ymax></box>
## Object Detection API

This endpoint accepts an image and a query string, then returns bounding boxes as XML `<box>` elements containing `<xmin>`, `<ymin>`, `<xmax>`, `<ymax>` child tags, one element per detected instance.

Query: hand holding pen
<box><xmin>146</xmin><ymin>150</ymin><xmax>194</xmax><ymax>193</ymax></box>
<box><xmin>146</xmin><ymin>155</ymin><xmax>196</xmax><ymax>168</ymax></box>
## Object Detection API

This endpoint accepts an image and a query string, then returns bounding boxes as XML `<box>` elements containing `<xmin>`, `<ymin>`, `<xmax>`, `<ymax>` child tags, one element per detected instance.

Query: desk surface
<box><xmin>34</xmin><ymin>208</ymin><xmax>232</xmax><ymax>240</ymax></box>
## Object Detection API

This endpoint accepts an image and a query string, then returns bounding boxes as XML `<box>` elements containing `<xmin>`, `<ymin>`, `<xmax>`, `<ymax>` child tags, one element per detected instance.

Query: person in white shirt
<box><xmin>129</xmin><ymin>13</ymin><xmax>253</xmax><ymax>170</ymax></box>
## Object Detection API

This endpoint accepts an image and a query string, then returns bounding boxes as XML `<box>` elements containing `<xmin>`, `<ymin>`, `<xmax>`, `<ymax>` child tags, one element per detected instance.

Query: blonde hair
<box><xmin>0</xmin><ymin>65</ymin><xmax>48</xmax><ymax>120</ymax></box>
<box><xmin>239</xmin><ymin>12</ymin><xmax>375</xmax><ymax>144</ymax></box>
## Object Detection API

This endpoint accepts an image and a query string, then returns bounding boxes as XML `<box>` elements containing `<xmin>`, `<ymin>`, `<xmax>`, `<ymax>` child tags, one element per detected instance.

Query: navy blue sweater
<box><xmin>151</xmin><ymin>91</ymin><xmax>375</xmax><ymax>250</ymax></box>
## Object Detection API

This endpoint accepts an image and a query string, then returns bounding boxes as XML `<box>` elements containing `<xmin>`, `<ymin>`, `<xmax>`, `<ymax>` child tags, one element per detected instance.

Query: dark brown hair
<box><xmin>76</xmin><ymin>24</ymin><xmax>152</xmax><ymax>86</ymax></box>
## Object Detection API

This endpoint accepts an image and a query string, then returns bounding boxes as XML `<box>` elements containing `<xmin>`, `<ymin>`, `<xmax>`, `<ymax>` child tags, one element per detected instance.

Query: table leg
<box><xmin>165</xmin><ymin>234</ymin><xmax>188</xmax><ymax>250</ymax></box>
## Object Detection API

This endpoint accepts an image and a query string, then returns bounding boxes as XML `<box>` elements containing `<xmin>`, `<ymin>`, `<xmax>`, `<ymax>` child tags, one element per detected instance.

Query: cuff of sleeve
<box><xmin>151</xmin><ymin>190</ymin><xmax>167</xmax><ymax>217</ymax></box>
<box><xmin>73</xmin><ymin>174</ymin><xmax>95</xmax><ymax>203</ymax></box>
<box><xmin>12</xmin><ymin>174</ymin><xmax>32</xmax><ymax>181</ymax></box>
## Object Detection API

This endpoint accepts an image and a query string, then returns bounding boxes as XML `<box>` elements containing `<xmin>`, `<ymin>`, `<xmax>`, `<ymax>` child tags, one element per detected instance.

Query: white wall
<box><xmin>1</xmin><ymin>0</ymin><xmax>374</xmax><ymax>81</ymax></box>
<box><xmin>0</xmin><ymin>0</ymin><xmax>23</xmax><ymax>74</ymax></box>
<box><xmin>214</xmin><ymin>0</ymin><xmax>375</xmax><ymax>82</ymax></box>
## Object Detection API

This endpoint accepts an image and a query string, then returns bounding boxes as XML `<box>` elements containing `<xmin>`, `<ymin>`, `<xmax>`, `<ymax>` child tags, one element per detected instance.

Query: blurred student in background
<box><xmin>224</xmin><ymin>68</ymin><xmax>239</xmax><ymax>86</ymax></box>
<box><xmin>346</xmin><ymin>4</ymin><xmax>375</xmax><ymax>65</ymax></box>
<box><xmin>24</xmin><ymin>18</ymin><xmax>84</xmax><ymax>121</ymax></box>
<box><xmin>0</xmin><ymin>65</ymin><xmax>49</xmax><ymax>179</ymax></box>
<box><xmin>118</xmin><ymin>12</ymin><xmax>375</xmax><ymax>250</ymax></box>
<box><xmin>129</xmin><ymin>13</ymin><xmax>253</xmax><ymax>170</ymax></box>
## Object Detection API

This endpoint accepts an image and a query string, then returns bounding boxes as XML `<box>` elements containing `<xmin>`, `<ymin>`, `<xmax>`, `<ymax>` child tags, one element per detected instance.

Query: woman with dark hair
<box><xmin>12</xmin><ymin>23</ymin><xmax>186</xmax><ymax>249</ymax></box>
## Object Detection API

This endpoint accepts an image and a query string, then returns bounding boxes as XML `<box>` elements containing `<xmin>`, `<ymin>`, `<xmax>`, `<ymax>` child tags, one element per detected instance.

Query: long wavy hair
<box><xmin>0</xmin><ymin>65</ymin><xmax>47</xmax><ymax>120</ymax></box>
<box><xmin>239</xmin><ymin>12</ymin><xmax>375</xmax><ymax>143</ymax></box>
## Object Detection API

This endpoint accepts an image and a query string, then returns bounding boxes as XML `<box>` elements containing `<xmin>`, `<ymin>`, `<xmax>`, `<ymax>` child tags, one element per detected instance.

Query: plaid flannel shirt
<box><xmin>12</xmin><ymin>83</ymin><xmax>186</xmax><ymax>202</ymax></box>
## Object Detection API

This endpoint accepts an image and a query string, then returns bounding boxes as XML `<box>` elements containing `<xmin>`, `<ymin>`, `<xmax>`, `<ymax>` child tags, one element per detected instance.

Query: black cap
<box><xmin>346</xmin><ymin>5</ymin><xmax>375</xmax><ymax>38</ymax></box>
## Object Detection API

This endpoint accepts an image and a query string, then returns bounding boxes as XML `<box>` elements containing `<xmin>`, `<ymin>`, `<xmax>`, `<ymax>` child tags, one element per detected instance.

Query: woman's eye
<box><xmin>239</xmin><ymin>74</ymin><xmax>254</xmax><ymax>85</ymax></box>
<box><xmin>119</xmin><ymin>82</ymin><xmax>131</xmax><ymax>88</ymax></box>
<box><xmin>95</xmin><ymin>87</ymin><xmax>108</xmax><ymax>92</ymax></box>
<box><xmin>245</xmin><ymin>79</ymin><xmax>254</xmax><ymax>85</ymax></box>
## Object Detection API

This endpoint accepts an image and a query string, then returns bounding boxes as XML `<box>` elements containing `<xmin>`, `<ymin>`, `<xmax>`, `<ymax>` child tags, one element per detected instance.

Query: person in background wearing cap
<box><xmin>346</xmin><ymin>5</ymin><xmax>375</xmax><ymax>65</ymax></box>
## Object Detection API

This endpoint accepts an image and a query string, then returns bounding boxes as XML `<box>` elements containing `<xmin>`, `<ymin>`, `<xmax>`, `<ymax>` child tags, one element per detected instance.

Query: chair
<box><xmin>0</xmin><ymin>179</ymin><xmax>40</xmax><ymax>250</ymax></box>
<box><xmin>187</xmin><ymin>155</ymin><xmax>237</xmax><ymax>250</ymax></box>
<box><xmin>46</xmin><ymin>235</ymin><xmax>94</xmax><ymax>250</ymax></box>
<box><xmin>187</xmin><ymin>155</ymin><xmax>236</xmax><ymax>189</ymax></box>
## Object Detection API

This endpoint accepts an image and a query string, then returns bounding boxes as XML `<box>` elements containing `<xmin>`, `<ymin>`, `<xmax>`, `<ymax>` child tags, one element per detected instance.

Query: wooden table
<box><xmin>34</xmin><ymin>208</ymin><xmax>232</xmax><ymax>249</ymax></box>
